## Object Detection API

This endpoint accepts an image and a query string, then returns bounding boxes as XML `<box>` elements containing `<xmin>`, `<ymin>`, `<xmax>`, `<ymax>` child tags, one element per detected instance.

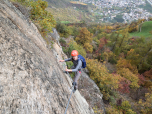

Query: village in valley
<box><xmin>74</xmin><ymin>0</ymin><xmax>152</xmax><ymax>23</ymax></box>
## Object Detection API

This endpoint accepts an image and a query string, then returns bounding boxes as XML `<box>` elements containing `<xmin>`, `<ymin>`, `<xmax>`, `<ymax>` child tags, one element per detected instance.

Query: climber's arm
<box><xmin>66</xmin><ymin>60</ymin><xmax>82</xmax><ymax>72</ymax></box>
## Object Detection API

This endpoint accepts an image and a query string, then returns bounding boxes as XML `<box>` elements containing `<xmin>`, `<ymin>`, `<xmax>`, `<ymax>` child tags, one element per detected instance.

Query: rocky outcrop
<box><xmin>0</xmin><ymin>0</ymin><xmax>94</xmax><ymax>113</ymax></box>
<box><xmin>79</xmin><ymin>71</ymin><xmax>105</xmax><ymax>114</ymax></box>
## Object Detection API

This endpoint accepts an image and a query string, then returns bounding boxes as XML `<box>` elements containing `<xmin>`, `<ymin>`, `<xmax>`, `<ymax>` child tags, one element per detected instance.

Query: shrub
<box><xmin>93</xmin><ymin>106</ymin><xmax>103</xmax><ymax>114</ymax></box>
<box><xmin>86</xmin><ymin>59</ymin><xmax>121</xmax><ymax>100</ymax></box>
<box><xmin>109</xmin><ymin>96</ymin><xmax>116</xmax><ymax>104</ymax></box>
<box><xmin>75</xmin><ymin>27</ymin><xmax>93</xmax><ymax>53</ymax></box>
<box><xmin>106</xmin><ymin>106</ymin><xmax>123</xmax><ymax>114</ymax></box>
<box><xmin>121</xmin><ymin>101</ymin><xmax>131</xmax><ymax>111</ymax></box>
<box><xmin>117</xmin><ymin>68</ymin><xmax>139</xmax><ymax>89</ymax></box>
<box><xmin>11</xmin><ymin>0</ymin><xmax>56</xmax><ymax>36</ymax></box>
<box><xmin>31</xmin><ymin>0</ymin><xmax>56</xmax><ymax>33</ymax></box>
<box><xmin>63</xmin><ymin>39</ymin><xmax>86</xmax><ymax>58</ymax></box>
<box><xmin>126</xmin><ymin>109</ymin><xmax>136</xmax><ymax>114</ymax></box>
<box><xmin>59</xmin><ymin>38</ymin><xmax>66</xmax><ymax>47</ymax></box>
<box><xmin>56</xmin><ymin>22</ymin><xmax>71</xmax><ymax>38</ymax></box>
<box><xmin>138</xmin><ymin>88</ymin><xmax>152</xmax><ymax>114</ymax></box>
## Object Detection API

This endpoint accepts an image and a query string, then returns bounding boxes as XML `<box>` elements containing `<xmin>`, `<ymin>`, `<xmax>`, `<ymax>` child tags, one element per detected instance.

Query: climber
<box><xmin>59</xmin><ymin>50</ymin><xmax>82</xmax><ymax>91</ymax></box>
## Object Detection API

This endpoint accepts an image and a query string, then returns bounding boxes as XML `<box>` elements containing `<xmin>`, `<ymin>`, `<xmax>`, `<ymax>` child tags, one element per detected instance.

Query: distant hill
<box><xmin>45</xmin><ymin>0</ymin><xmax>71</xmax><ymax>8</ymax></box>
<box><xmin>129</xmin><ymin>21</ymin><xmax>152</xmax><ymax>38</ymax></box>
<box><xmin>45</xmin><ymin>0</ymin><xmax>94</xmax><ymax>23</ymax></box>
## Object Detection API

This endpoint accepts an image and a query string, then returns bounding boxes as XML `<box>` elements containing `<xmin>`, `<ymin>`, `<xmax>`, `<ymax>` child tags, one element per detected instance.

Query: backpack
<box><xmin>78</xmin><ymin>55</ymin><xmax>86</xmax><ymax>68</ymax></box>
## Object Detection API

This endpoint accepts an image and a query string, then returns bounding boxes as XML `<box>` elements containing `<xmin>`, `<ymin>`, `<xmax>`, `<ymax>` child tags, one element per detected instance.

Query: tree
<box><xmin>56</xmin><ymin>22</ymin><xmax>71</xmax><ymax>38</ymax></box>
<box><xmin>138</xmin><ymin>88</ymin><xmax>152</xmax><ymax>114</ymax></box>
<box><xmin>66</xmin><ymin>39</ymin><xmax>86</xmax><ymax>57</ymax></box>
<box><xmin>126</xmin><ymin>49</ymin><xmax>140</xmax><ymax>66</ymax></box>
<box><xmin>96</xmin><ymin>37</ymin><xmax>107</xmax><ymax>53</ymax></box>
<box><xmin>86</xmin><ymin>59</ymin><xmax>121</xmax><ymax>100</ymax></box>
<box><xmin>108</xmin><ymin>28</ymin><xmax>130</xmax><ymax>56</ymax></box>
<box><xmin>117</xmin><ymin>68</ymin><xmax>139</xmax><ymax>89</ymax></box>
<box><xmin>111</xmin><ymin>33</ymin><xmax>120</xmax><ymax>51</ymax></box>
<box><xmin>76</xmin><ymin>27</ymin><xmax>93</xmax><ymax>45</ymax></box>
<box><xmin>128</xmin><ymin>21</ymin><xmax>138</xmax><ymax>33</ymax></box>
<box><xmin>84</xmin><ymin>43</ymin><xmax>93</xmax><ymax>53</ymax></box>
<box><xmin>117</xmin><ymin>59</ymin><xmax>140</xmax><ymax>89</ymax></box>
<box><xmin>143</xmin><ymin>68</ymin><xmax>152</xmax><ymax>80</ymax></box>
<box><xmin>75</xmin><ymin>27</ymin><xmax>93</xmax><ymax>52</ymax></box>
<box><xmin>30</xmin><ymin>0</ymin><xmax>56</xmax><ymax>33</ymax></box>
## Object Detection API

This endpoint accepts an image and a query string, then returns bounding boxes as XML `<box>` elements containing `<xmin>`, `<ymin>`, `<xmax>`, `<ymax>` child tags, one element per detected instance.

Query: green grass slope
<box><xmin>129</xmin><ymin>21</ymin><xmax>152</xmax><ymax>38</ymax></box>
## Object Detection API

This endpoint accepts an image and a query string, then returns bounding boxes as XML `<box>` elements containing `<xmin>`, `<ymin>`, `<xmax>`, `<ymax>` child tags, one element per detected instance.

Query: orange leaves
<box><xmin>143</xmin><ymin>68</ymin><xmax>152</xmax><ymax>80</ymax></box>
<box><xmin>96</xmin><ymin>37</ymin><xmax>107</xmax><ymax>53</ymax></box>
<box><xmin>118</xmin><ymin>78</ymin><xmax>130</xmax><ymax>93</ymax></box>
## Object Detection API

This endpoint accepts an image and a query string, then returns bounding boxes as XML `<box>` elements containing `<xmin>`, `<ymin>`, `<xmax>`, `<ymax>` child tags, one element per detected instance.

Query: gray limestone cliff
<box><xmin>0</xmin><ymin>0</ymin><xmax>95</xmax><ymax>113</ymax></box>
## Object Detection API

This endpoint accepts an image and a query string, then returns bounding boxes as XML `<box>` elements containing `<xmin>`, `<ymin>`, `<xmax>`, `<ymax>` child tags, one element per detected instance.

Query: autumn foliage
<box><xmin>30</xmin><ymin>0</ymin><xmax>56</xmax><ymax>33</ymax></box>
<box><xmin>76</xmin><ymin>27</ymin><xmax>93</xmax><ymax>53</ymax></box>
<box><xmin>143</xmin><ymin>68</ymin><xmax>152</xmax><ymax>80</ymax></box>
<box><xmin>86</xmin><ymin>59</ymin><xmax>121</xmax><ymax>100</ymax></box>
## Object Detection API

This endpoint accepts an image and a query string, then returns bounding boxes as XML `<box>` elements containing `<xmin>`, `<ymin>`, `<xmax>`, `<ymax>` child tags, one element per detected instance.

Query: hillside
<box><xmin>45</xmin><ymin>0</ymin><xmax>70</xmax><ymax>8</ymax></box>
<box><xmin>45</xmin><ymin>0</ymin><xmax>96</xmax><ymax>23</ymax></box>
<box><xmin>46</xmin><ymin>7</ymin><xmax>92</xmax><ymax>23</ymax></box>
<box><xmin>130</xmin><ymin>21</ymin><xmax>152</xmax><ymax>38</ymax></box>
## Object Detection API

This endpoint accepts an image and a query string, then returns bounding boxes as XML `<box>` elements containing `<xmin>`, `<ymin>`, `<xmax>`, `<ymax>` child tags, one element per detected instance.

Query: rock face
<box><xmin>0</xmin><ymin>0</ymin><xmax>94</xmax><ymax>114</ymax></box>
<box><xmin>79</xmin><ymin>71</ymin><xmax>106</xmax><ymax>114</ymax></box>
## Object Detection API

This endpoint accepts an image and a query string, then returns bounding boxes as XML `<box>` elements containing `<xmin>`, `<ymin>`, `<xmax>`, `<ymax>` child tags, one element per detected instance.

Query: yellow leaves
<box><xmin>116</xmin><ymin>58</ymin><xmax>140</xmax><ymax>89</ymax></box>
<box><xmin>86</xmin><ymin>58</ymin><xmax>120</xmax><ymax>90</ymax></box>
<box><xmin>137</xmin><ymin>89</ymin><xmax>152</xmax><ymax>114</ymax></box>
<box><xmin>117</xmin><ymin>68</ymin><xmax>139</xmax><ymax>89</ymax></box>
<box><xmin>117</xmin><ymin>58</ymin><xmax>138</xmax><ymax>74</ymax></box>
<box><xmin>75</xmin><ymin>27</ymin><xmax>93</xmax><ymax>53</ymax></box>
<box><xmin>127</xmin><ymin>49</ymin><xmax>139</xmax><ymax>66</ymax></box>
<box><xmin>103</xmin><ymin>51</ymin><xmax>115</xmax><ymax>62</ymax></box>
<box><xmin>106</xmin><ymin>26</ymin><xmax>113</xmax><ymax>30</ymax></box>
<box><xmin>76</xmin><ymin>27</ymin><xmax>93</xmax><ymax>44</ymax></box>
<box><xmin>121</xmin><ymin>101</ymin><xmax>131</xmax><ymax>110</ymax></box>
<box><xmin>30</xmin><ymin>0</ymin><xmax>56</xmax><ymax>33</ymax></box>
<box><xmin>106</xmin><ymin>106</ymin><xmax>123</xmax><ymax>114</ymax></box>
<box><xmin>138</xmin><ymin>99</ymin><xmax>143</xmax><ymax>105</ymax></box>
<box><xmin>93</xmin><ymin>106</ymin><xmax>103</xmax><ymax>114</ymax></box>
<box><xmin>126</xmin><ymin>109</ymin><xmax>136</xmax><ymax>114</ymax></box>
<box><xmin>84</xmin><ymin>43</ymin><xmax>93</xmax><ymax>53</ymax></box>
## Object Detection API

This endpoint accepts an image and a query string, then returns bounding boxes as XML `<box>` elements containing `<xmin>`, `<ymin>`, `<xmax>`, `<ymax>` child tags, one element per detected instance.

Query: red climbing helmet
<box><xmin>71</xmin><ymin>50</ymin><xmax>78</xmax><ymax>56</ymax></box>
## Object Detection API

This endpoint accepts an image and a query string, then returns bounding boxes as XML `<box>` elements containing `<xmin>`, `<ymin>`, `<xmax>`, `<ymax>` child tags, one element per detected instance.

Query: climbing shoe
<box><xmin>73</xmin><ymin>86</ymin><xmax>77</xmax><ymax>93</ymax></box>
<box><xmin>74</xmin><ymin>86</ymin><xmax>77</xmax><ymax>91</ymax></box>
<box><xmin>72</xmin><ymin>82</ymin><xmax>77</xmax><ymax>86</ymax></box>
